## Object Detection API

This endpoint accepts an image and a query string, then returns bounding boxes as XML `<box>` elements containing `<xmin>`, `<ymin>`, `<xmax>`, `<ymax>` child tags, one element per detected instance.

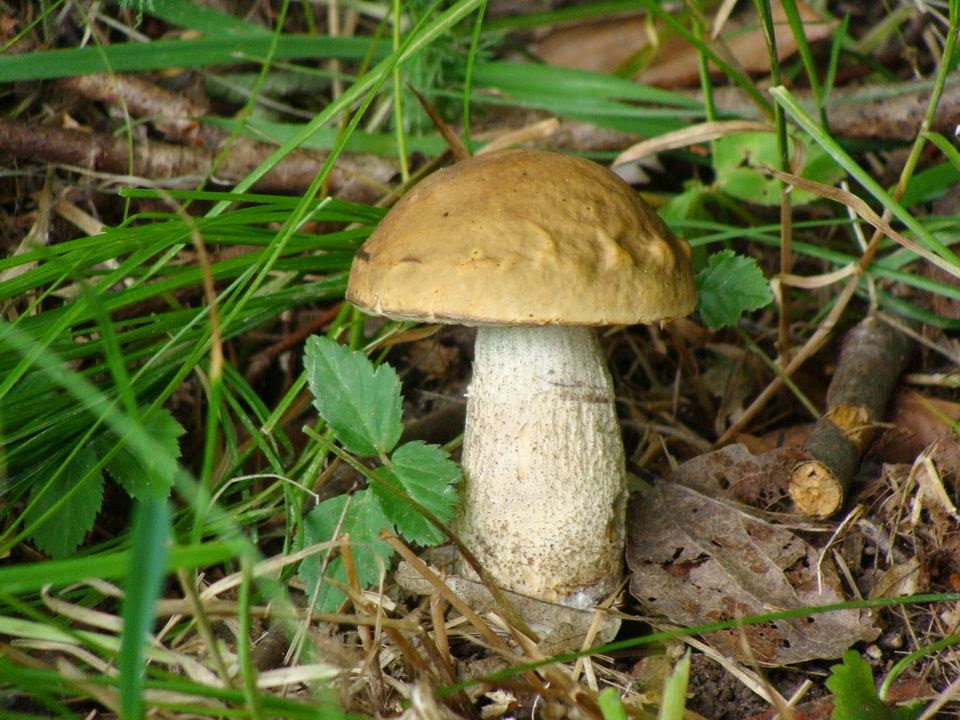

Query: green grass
<box><xmin>3</xmin><ymin>0</ymin><xmax>960</xmax><ymax>717</ymax></box>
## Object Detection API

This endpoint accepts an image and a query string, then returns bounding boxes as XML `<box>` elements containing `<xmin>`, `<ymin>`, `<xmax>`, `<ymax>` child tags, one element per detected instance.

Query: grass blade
<box><xmin>119</xmin><ymin>497</ymin><xmax>171</xmax><ymax>720</ymax></box>
<box><xmin>0</xmin><ymin>36</ymin><xmax>377</xmax><ymax>82</ymax></box>
<box><xmin>769</xmin><ymin>85</ymin><xmax>960</xmax><ymax>268</ymax></box>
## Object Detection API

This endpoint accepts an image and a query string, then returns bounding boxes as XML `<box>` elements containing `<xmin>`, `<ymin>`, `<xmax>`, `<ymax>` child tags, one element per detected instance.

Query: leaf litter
<box><xmin>626</xmin><ymin>474</ymin><xmax>879</xmax><ymax>665</ymax></box>
<box><xmin>8</xmin><ymin>1</ymin><xmax>960</xmax><ymax>718</ymax></box>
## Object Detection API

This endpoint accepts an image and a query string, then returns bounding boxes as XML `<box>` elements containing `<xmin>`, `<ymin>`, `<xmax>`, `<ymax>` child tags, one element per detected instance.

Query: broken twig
<box><xmin>790</xmin><ymin>316</ymin><xmax>914</xmax><ymax>516</ymax></box>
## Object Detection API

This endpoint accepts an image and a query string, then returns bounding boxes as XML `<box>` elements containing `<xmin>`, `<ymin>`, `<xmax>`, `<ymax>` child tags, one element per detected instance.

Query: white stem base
<box><xmin>457</xmin><ymin>325</ymin><xmax>626</xmax><ymax>607</ymax></box>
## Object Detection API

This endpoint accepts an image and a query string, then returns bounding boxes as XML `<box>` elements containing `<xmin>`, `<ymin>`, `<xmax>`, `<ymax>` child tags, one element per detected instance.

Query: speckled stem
<box><xmin>456</xmin><ymin>325</ymin><xmax>626</xmax><ymax>608</ymax></box>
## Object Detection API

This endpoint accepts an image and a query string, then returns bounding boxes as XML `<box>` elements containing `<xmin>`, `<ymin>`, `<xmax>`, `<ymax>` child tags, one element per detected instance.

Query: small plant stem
<box><xmin>714</xmin><ymin>273</ymin><xmax>859</xmax><ymax>447</ymax></box>
<box><xmin>752</xmin><ymin>0</ymin><xmax>794</xmax><ymax>360</ymax></box>
<box><xmin>187</xmin><ymin>199</ymin><xmax>225</xmax><ymax>542</ymax></box>
<box><xmin>666</xmin><ymin>323</ymin><xmax>715</xmax><ymax>422</ymax></box>
<box><xmin>429</xmin><ymin>594</ymin><xmax>452</xmax><ymax>670</ymax></box>
<box><xmin>880</xmin><ymin>633</ymin><xmax>960</xmax><ymax>701</ymax></box>
<box><xmin>859</xmin><ymin>3</ymin><xmax>959</xmax><ymax>271</ymax></box>
<box><xmin>328</xmin><ymin>0</ymin><xmax>344</xmax><ymax>100</ymax></box>
<box><xmin>347</xmin><ymin>305</ymin><xmax>365</xmax><ymax>350</ymax></box>
<box><xmin>176</xmin><ymin>568</ymin><xmax>235</xmax><ymax>688</ymax></box>
<box><xmin>391</xmin><ymin>0</ymin><xmax>410</xmax><ymax>183</ymax></box>
<box><xmin>237</xmin><ymin>554</ymin><xmax>265</xmax><ymax>720</ymax></box>
<box><xmin>340</xmin><ymin>539</ymin><xmax>386</xmax><ymax>706</ymax></box>
<box><xmin>409</xmin><ymin>84</ymin><xmax>471</xmax><ymax>160</ymax></box>
<box><xmin>780</xmin><ymin>0</ymin><xmax>825</xmax><ymax>124</ymax></box>
<box><xmin>777</xmin><ymin>183</ymin><xmax>795</xmax><ymax>359</ymax></box>
<box><xmin>736</xmin><ymin>328</ymin><xmax>820</xmax><ymax>420</ymax></box>
<box><xmin>461</xmin><ymin>1</ymin><xmax>488</xmax><ymax>152</ymax></box>
<box><xmin>692</xmin><ymin>11</ymin><xmax>716</xmax><ymax>123</ymax></box>
<box><xmin>260</xmin><ymin>372</ymin><xmax>308</xmax><ymax>438</ymax></box>
<box><xmin>821</xmin><ymin>14</ymin><xmax>847</xmax><ymax>102</ymax></box>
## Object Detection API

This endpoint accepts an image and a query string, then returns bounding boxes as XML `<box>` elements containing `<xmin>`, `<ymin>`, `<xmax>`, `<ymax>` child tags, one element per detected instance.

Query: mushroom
<box><xmin>346</xmin><ymin>148</ymin><xmax>696</xmax><ymax>608</ymax></box>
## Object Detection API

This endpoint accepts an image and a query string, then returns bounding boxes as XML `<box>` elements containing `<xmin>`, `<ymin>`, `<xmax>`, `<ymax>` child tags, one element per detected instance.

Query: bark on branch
<box><xmin>0</xmin><ymin>117</ymin><xmax>391</xmax><ymax>199</ymax></box>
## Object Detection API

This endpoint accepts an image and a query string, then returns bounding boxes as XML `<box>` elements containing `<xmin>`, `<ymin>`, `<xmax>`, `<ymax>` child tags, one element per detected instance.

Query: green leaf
<box><xmin>373</xmin><ymin>441</ymin><xmax>461</xmax><ymax>546</ymax></box>
<box><xmin>298</xmin><ymin>492</ymin><xmax>394</xmax><ymax>612</ymax></box>
<box><xmin>825</xmin><ymin>650</ymin><xmax>923</xmax><ymax>720</ymax></box>
<box><xmin>696</xmin><ymin>250</ymin><xmax>773</xmax><ymax>329</ymax></box>
<box><xmin>713</xmin><ymin>131</ymin><xmax>844</xmax><ymax>206</ymax></box>
<box><xmin>304</xmin><ymin>335</ymin><xmax>403</xmax><ymax>457</ymax></box>
<box><xmin>25</xmin><ymin>446</ymin><xmax>104</xmax><ymax>558</ymax></box>
<box><xmin>104</xmin><ymin>409</ymin><xmax>185</xmax><ymax>500</ymax></box>
<box><xmin>143</xmin><ymin>0</ymin><xmax>272</xmax><ymax>38</ymax></box>
<box><xmin>659</xmin><ymin>181</ymin><xmax>710</xmax><ymax>226</ymax></box>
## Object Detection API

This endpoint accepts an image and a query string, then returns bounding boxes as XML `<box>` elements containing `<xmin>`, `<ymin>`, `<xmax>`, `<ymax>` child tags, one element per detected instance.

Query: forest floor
<box><xmin>3</xmin><ymin>1</ymin><xmax>960</xmax><ymax>718</ymax></box>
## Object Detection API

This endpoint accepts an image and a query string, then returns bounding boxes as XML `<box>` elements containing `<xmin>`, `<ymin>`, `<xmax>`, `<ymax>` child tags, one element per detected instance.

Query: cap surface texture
<box><xmin>347</xmin><ymin>148</ymin><xmax>696</xmax><ymax>326</ymax></box>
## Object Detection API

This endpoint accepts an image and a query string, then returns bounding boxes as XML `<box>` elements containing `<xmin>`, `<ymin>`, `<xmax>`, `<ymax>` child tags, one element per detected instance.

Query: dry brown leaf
<box><xmin>876</xmin><ymin>389</ymin><xmax>960</xmax><ymax>463</ymax></box>
<box><xmin>626</xmin><ymin>480</ymin><xmax>878</xmax><ymax>665</ymax></box>
<box><xmin>737</xmin><ymin>424</ymin><xmax>813</xmax><ymax>456</ymax></box>
<box><xmin>530</xmin><ymin>15</ymin><xmax>650</xmax><ymax>75</ymax></box>
<box><xmin>869</xmin><ymin>556</ymin><xmax>920</xmax><ymax>599</ymax></box>
<box><xmin>667</xmin><ymin>442</ymin><xmax>805</xmax><ymax>509</ymax></box>
<box><xmin>530</xmin><ymin>1</ymin><xmax>834</xmax><ymax>86</ymax></box>
<box><xmin>637</xmin><ymin>0</ymin><xmax>835</xmax><ymax>87</ymax></box>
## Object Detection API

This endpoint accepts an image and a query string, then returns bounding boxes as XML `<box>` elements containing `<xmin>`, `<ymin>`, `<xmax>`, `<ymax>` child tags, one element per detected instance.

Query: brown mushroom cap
<box><xmin>346</xmin><ymin>148</ymin><xmax>696</xmax><ymax>326</ymax></box>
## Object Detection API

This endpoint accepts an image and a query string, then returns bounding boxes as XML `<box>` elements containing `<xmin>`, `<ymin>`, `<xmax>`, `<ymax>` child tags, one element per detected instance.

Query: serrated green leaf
<box><xmin>298</xmin><ymin>491</ymin><xmax>394</xmax><ymax>612</ymax></box>
<box><xmin>372</xmin><ymin>441</ymin><xmax>460</xmax><ymax>546</ymax></box>
<box><xmin>825</xmin><ymin>650</ymin><xmax>923</xmax><ymax>720</ymax></box>
<box><xmin>304</xmin><ymin>335</ymin><xmax>403</xmax><ymax>457</ymax></box>
<box><xmin>105</xmin><ymin>409</ymin><xmax>185</xmax><ymax>500</ymax></box>
<box><xmin>696</xmin><ymin>250</ymin><xmax>773</xmax><ymax>329</ymax></box>
<box><xmin>25</xmin><ymin>446</ymin><xmax>104</xmax><ymax>558</ymax></box>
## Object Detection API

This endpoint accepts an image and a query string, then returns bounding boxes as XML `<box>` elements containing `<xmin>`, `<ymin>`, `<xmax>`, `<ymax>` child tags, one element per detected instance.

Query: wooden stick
<box><xmin>0</xmin><ymin>117</ymin><xmax>390</xmax><ymax>199</ymax></box>
<box><xmin>789</xmin><ymin>316</ymin><xmax>913</xmax><ymax>516</ymax></box>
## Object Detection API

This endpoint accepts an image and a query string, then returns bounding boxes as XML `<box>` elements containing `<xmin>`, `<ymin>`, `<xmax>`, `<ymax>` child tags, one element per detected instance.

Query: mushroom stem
<box><xmin>457</xmin><ymin>325</ymin><xmax>627</xmax><ymax>608</ymax></box>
